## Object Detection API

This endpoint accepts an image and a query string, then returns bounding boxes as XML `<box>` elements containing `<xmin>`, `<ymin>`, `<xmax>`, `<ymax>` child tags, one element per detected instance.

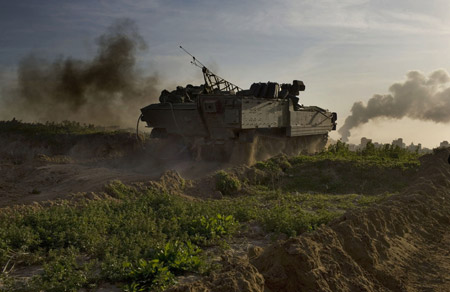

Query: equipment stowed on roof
<box><xmin>139</xmin><ymin>46</ymin><xmax>337</xmax><ymax>163</ymax></box>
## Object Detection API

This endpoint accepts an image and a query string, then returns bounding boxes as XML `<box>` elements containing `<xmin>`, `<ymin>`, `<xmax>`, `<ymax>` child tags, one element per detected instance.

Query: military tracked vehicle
<box><xmin>140</xmin><ymin>48</ymin><xmax>337</xmax><ymax>163</ymax></box>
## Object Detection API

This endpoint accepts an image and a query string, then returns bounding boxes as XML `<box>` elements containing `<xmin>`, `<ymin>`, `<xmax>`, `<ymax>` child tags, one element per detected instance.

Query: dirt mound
<box><xmin>251</xmin><ymin>148</ymin><xmax>450</xmax><ymax>292</ymax></box>
<box><xmin>168</xmin><ymin>256</ymin><xmax>265</xmax><ymax>292</ymax></box>
<box><xmin>173</xmin><ymin>149</ymin><xmax>450</xmax><ymax>292</ymax></box>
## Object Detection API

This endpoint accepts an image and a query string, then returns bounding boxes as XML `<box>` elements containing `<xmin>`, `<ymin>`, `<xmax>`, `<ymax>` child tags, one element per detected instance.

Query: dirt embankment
<box><xmin>172</xmin><ymin>149</ymin><xmax>450</xmax><ymax>292</ymax></box>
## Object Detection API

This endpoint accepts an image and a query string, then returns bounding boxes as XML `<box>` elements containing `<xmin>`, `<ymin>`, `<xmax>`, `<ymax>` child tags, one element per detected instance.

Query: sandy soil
<box><xmin>0</xmin><ymin>161</ymin><xmax>149</xmax><ymax>206</ymax></box>
<box><xmin>171</xmin><ymin>148</ymin><xmax>450</xmax><ymax>292</ymax></box>
<box><xmin>1</xmin><ymin>132</ymin><xmax>450</xmax><ymax>292</ymax></box>
<box><xmin>0</xmin><ymin>133</ymin><xmax>226</xmax><ymax>207</ymax></box>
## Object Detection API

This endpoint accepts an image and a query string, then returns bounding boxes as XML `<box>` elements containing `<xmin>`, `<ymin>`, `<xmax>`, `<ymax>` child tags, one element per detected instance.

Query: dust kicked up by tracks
<box><xmin>0</xmin><ymin>125</ymin><xmax>226</xmax><ymax>207</ymax></box>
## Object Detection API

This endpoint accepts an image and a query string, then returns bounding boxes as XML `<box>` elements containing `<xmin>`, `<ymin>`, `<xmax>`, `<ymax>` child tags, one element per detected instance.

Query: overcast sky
<box><xmin>1</xmin><ymin>0</ymin><xmax>450</xmax><ymax>147</ymax></box>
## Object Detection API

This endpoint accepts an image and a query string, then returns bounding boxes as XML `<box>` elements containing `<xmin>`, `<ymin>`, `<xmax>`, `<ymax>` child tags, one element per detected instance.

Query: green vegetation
<box><xmin>0</xmin><ymin>120</ymin><xmax>142</xmax><ymax>162</ymax></box>
<box><xmin>248</xmin><ymin>141</ymin><xmax>421</xmax><ymax>195</ymax></box>
<box><xmin>0</xmin><ymin>140</ymin><xmax>421</xmax><ymax>291</ymax></box>
<box><xmin>0</xmin><ymin>182</ymin><xmax>237</xmax><ymax>291</ymax></box>
<box><xmin>292</xmin><ymin>140</ymin><xmax>421</xmax><ymax>169</ymax></box>
<box><xmin>0</xmin><ymin>181</ymin><xmax>393</xmax><ymax>291</ymax></box>
<box><xmin>214</xmin><ymin>170</ymin><xmax>241</xmax><ymax>196</ymax></box>
<box><xmin>0</xmin><ymin>120</ymin><xmax>114</xmax><ymax>136</ymax></box>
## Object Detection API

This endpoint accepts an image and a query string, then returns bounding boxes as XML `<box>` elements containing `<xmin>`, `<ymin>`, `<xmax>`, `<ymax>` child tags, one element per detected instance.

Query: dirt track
<box><xmin>0</xmin><ymin>132</ymin><xmax>226</xmax><ymax>207</ymax></box>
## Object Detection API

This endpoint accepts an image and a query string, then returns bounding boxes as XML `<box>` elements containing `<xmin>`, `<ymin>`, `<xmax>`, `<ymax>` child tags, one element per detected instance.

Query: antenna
<box><xmin>179</xmin><ymin>46</ymin><xmax>241</xmax><ymax>93</ymax></box>
<box><xmin>179</xmin><ymin>46</ymin><xmax>205</xmax><ymax>69</ymax></box>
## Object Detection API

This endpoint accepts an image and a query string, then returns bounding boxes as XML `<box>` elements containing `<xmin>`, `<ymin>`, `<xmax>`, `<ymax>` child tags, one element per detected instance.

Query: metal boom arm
<box><xmin>180</xmin><ymin>46</ymin><xmax>241</xmax><ymax>93</ymax></box>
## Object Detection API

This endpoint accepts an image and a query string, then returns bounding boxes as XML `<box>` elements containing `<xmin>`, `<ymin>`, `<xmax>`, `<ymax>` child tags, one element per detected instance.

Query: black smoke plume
<box><xmin>0</xmin><ymin>19</ymin><xmax>159</xmax><ymax>127</ymax></box>
<box><xmin>339</xmin><ymin>69</ymin><xmax>450</xmax><ymax>142</ymax></box>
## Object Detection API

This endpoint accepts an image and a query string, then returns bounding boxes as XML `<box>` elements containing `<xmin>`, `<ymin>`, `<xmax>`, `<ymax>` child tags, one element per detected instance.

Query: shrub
<box><xmin>30</xmin><ymin>248</ymin><xmax>94</xmax><ymax>292</ymax></box>
<box><xmin>0</xmin><ymin>120</ymin><xmax>108</xmax><ymax>136</ymax></box>
<box><xmin>187</xmin><ymin>214</ymin><xmax>237</xmax><ymax>244</ymax></box>
<box><xmin>122</xmin><ymin>259</ymin><xmax>173</xmax><ymax>292</ymax></box>
<box><xmin>156</xmin><ymin>241</ymin><xmax>202</xmax><ymax>274</ymax></box>
<box><xmin>259</xmin><ymin>204</ymin><xmax>339</xmax><ymax>236</ymax></box>
<box><xmin>214</xmin><ymin>171</ymin><xmax>241</xmax><ymax>196</ymax></box>
<box><xmin>326</xmin><ymin>140</ymin><xmax>352</xmax><ymax>156</ymax></box>
<box><xmin>255</xmin><ymin>160</ymin><xmax>281</xmax><ymax>173</ymax></box>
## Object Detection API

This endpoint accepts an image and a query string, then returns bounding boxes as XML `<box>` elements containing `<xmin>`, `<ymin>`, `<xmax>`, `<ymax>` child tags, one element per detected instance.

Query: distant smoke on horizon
<box><xmin>339</xmin><ymin>69</ymin><xmax>450</xmax><ymax>142</ymax></box>
<box><xmin>0</xmin><ymin>19</ymin><xmax>159</xmax><ymax>128</ymax></box>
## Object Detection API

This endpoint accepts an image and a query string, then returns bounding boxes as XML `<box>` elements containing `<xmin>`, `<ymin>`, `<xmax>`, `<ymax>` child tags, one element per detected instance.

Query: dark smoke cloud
<box><xmin>339</xmin><ymin>69</ymin><xmax>450</xmax><ymax>142</ymax></box>
<box><xmin>0</xmin><ymin>19</ymin><xmax>159</xmax><ymax>127</ymax></box>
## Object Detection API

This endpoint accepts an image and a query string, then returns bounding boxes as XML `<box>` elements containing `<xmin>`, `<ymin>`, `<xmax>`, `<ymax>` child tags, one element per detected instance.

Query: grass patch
<box><xmin>291</xmin><ymin>140</ymin><xmax>421</xmax><ymax>169</ymax></box>
<box><xmin>0</xmin><ymin>179</ymin><xmax>393</xmax><ymax>291</ymax></box>
<box><xmin>0</xmin><ymin>120</ymin><xmax>144</xmax><ymax>160</ymax></box>
<box><xmin>243</xmin><ymin>141</ymin><xmax>421</xmax><ymax>195</ymax></box>
<box><xmin>0</xmin><ymin>120</ymin><xmax>115</xmax><ymax>136</ymax></box>
<box><xmin>214</xmin><ymin>170</ymin><xmax>241</xmax><ymax>196</ymax></box>
<box><xmin>0</xmin><ymin>182</ymin><xmax>237</xmax><ymax>291</ymax></box>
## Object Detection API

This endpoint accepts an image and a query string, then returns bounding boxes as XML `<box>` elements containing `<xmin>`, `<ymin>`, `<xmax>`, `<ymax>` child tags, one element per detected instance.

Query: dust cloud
<box><xmin>0</xmin><ymin>19</ymin><xmax>159</xmax><ymax>128</ymax></box>
<box><xmin>339</xmin><ymin>69</ymin><xmax>450</xmax><ymax>142</ymax></box>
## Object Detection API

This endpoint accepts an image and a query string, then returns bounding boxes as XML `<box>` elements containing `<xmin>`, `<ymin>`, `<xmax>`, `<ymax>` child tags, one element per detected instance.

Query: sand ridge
<box><xmin>171</xmin><ymin>149</ymin><xmax>450</xmax><ymax>292</ymax></box>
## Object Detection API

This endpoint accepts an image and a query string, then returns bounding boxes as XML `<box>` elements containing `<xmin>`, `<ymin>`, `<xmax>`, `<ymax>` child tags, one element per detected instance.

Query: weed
<box><xmin>0</xmin><ymin>186</ymin><xmax>239</xmax><ymax>291</ymax></box>
<box><xmin>156</xmin><ymin>241</ymin><xmax>203</xmax><ymax>274</ymax></box>
<box><xmin>121</xmin><ymin>259</ymin><xmax>173</xmax><ymax>292</ymax></box>
<box><xmin>214</xmin><ymin>171</ymin><xmax>241</xmax><ymax>196</ymax></box>
<box><xmin>0</xmin><ymin>120</ymin><xmax>110</xmax><ymax>136</ymax></box>
<box><xmin>187</xmin><ymin>214</ymin><xmax>237</xmax><ymax>244</ymax></box>
<box><xmin>29</xmin><ymin>248</ymin><xmax>95</xmax><ymax>292</ymax></box>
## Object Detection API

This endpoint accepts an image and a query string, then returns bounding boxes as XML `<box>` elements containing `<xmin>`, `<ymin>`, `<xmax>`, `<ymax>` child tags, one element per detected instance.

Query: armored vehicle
<box><xmin>140</xmin><ymin>48</ymin><xmax>337</xmax><ymax>163</ymax></box>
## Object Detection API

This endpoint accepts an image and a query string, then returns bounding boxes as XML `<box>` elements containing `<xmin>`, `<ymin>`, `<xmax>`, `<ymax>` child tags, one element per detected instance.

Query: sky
<box><xmin>1</xmin><ymin>0</ymin><xmax>450</xmax><ymax>147</ymax></box>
